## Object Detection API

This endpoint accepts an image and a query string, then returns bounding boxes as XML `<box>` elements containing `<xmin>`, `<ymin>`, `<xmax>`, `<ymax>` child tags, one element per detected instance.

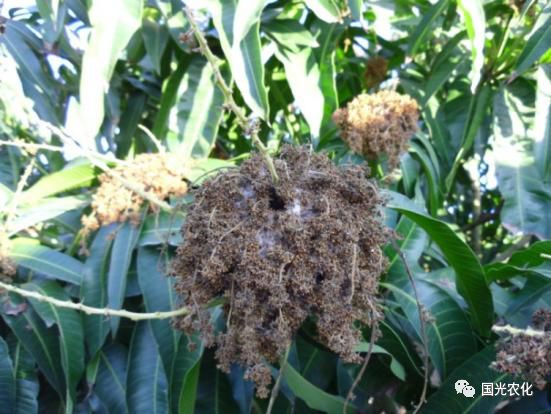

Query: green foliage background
<box><xmin>0</xmin><ymin>0</ymin><xmax>550</xmax><ymax>413</ymax></box>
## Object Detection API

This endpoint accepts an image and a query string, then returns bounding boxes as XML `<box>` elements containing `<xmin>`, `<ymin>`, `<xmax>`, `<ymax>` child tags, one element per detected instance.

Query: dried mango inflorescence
<box><xmin>332</xmin><ymin>91</ymin><xmax>419</xmax><ymax>168</ymax></box>
<box><xmin>492</xmin><ymin>308</ymin><xmax>551</xmax><ymax>389</ymax></box>
<box><xmin>82</xmin><ymin>153</ymin><xmax>188</xmax><ymax>233</ymax></box>
<box><xmin>171</xmin><ymin>145</ymin><xmax>389</xmax><ymax>397</ymax></box>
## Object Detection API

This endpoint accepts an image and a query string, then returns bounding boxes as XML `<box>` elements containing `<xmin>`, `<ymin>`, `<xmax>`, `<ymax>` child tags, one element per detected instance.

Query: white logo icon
<box><xmin>454</xmin><ymin>379</ymin><xmax>476</xmax><ymax>398</ymax></box>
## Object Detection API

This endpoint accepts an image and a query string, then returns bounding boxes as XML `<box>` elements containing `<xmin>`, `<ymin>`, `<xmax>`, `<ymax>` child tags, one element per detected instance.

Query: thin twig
<box><xmin>492</xmin><ymin>324</ymin><xmax>547</xmax><ymax>337</ymax></box>
<box><xmin>0</xmin><ymin>280</ymin><xmax>188</xmax><ymax>320</ymax></box>
<box><xmin>343</xmin><ymin>324</ymin><xmax>378</xmax><ymax>414</ymax></box>
<box><xmin>267</xmin><ymin>345</ymin><xmax>291</xmax><ymax>414</ymax></box>
<box><xmin>138</xmin><ymin>124</ymin><xmax>166</xmax><ymax>153</ymax></box>
<box><xmin>3</xmin><ymin>158</ymin><xmax>36</xmax><ymax>225</ymax></box>
<box><xmin>391</xmin><ymin>237</ymin><xmax>429</xmax><ymax>414</ymax></box>
<box><xmin>34</xmin><ymin>121</ymin><xmax>174</xmax><ymax>213</ymax></box>
<box><xmin>182</xmin><ymin>7</ymin><xmax>279</xmax><ymax>185</ymax></box>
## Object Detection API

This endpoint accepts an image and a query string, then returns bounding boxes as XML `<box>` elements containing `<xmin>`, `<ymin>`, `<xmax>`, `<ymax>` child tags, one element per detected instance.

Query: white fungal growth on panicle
<box><xmin>290</xmin><ymin>199</ymin><xmax>302</xmax><ymax>216</ymax></box>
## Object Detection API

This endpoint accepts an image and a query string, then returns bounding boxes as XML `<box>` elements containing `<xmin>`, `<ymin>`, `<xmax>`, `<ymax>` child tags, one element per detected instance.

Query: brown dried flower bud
<box><xmin>82</xmin><ymin>153</ymin><xmax>188</xmax><ymax>233</ymax></box>
<box><xmin>332</xmin><ymin>91</ymin><xmax>419</xmax><ymax>168</ymax></box>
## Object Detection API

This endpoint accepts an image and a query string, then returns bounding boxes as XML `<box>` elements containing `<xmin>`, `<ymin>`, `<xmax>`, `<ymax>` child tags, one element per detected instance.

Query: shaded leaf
<box><xmin>127</xmin><ymin>322</ymin><xmax>169</xmax><ymax>414</ymax></box>
<box><xmin>96</xmin><ymin>344</ymin><xmax>128</xmax><ymax>414</ymax></box>
<box><xmin>384</xmin><ymin>190</ymin><xmax>494</xmax><ymax>336</ymax></box>
<box><xmin>493</xmin><ymin>84</ymin><xmax>551</xmax><ymax>239</ymax></box>
<box><xmin>80</xmin><ymin>227</ymin><xmax>114</xmax><ymax>356</ymax></box>
<box><xmin>0</xmin><ymin>337</ymin><xmax>16</xmax><ymax>414</ymax></box>
<box><xmin>107</xmin><ymin>220</ymin><xmax>142</xmax><ymax>334</ymax></box>
<box><xmin>78</xmin><ymin>0</ymin><xmax>142</xmax><ymax>146</ymax></box>
<box><xmin>515</xmin><ymin>5</ymin><xmax>551</xmax><ymax>75</ymax></box>
<box><xmin>304</xmin><ymin>0</ymin><xmax>341</xmax><ymax>23</ymax></box>
<box><xmin>25</xmin><ymin>281</ymin><xmax>85</xmax><ymax>407</ymax></box>
<box><xmin>10</xmin><ymin>238</ymin><xmax>83</xmax><ymax>285</ymax></box>
<box><xmin>457</xmin><ymin>0</ymin><xmax>486</xmax><ymax>92</ymax></box>
<box><xmin>205</xmin><ymin>0</ymin><xmax>269</xmax><ymax>118</ymax></box>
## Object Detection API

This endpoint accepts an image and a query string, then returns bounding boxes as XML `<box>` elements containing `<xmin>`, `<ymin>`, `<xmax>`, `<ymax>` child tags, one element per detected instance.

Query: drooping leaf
<box><xmin>493</xmin><ymin>84</ymin><xmax>551</xmax><ymax>239</ymax></box>
<box><xmin>422</xmin><ymin>347</ymin><xmax>513</xmax><ymax>413</ymax></box>
<box><xmin>20</xmin><ymin>161</ymin><xmax>95</xmax><ymax>203</ymax></box>
<box><xmin>126</xmin><ymin>322</ymin><xmax>169</xmax><ymax>414</ymax></box>
<box><xmin>80</xmin><ymin>226</ymin><xmax>114</xmax><ymax>356</ymax></box>
<box><xmin>534</xmin><ymin>64</ymin><xmax>551</xmax><ymax>180</ymax></box>
<box><xmin>96</xmin><ymin>344</ymin><xmax>129</xmax><ymax>414</ymax></box>
<box><xmin>515</xmin><ymin>5</ymin><xmax>551</xmax><ymax>75</ymax></box>
<box><xmin>384</xmin><ymin>190</ymin><xmax>494</xmax><ymax>336</ymax></box>
<box><xmin>139</xmin><ymin>212</ymin><xmax>184</xmax><ymax>246</ymax></box>
<box><xmin>107</xmin><ymin>220</ymin><xmax>142</xmax><ymax>334</ymax></box>
<box><xmin>1</xmin><ymin>303</ymin><xmax>65</xmax><ymax>396</ymax></box>
<box><xmin>9</xmin><ymin>196</ymin><xmax>88</xmax><ymax>236</ymax></box>
<box><xmin>24</xmin><ymin>281</ymin><xmax>85</xmax><ymax>408</ymax></box>
<box><xmin>0</xmin><ymin>337</ymin><xmax>16</xmax><ymax>414</ymax></box>
<box><xmin>304</xmin><ymin>0</ymin><xmax>341</xmax><ymax>23</ymax></box>
<box><xmin>9</xmin><ymin>238</ymin><xmax>83</xmax><ymax>285</ymax></box>
<box><xmin>283</xmin><ymin>362</ymin><xmax>356</xmax><ymax>414</ymax></box>
<box><xmin>456</xmin><ymin>0</ymin><xmax>486</xmax><ymax>92</ymax></box>
<box><xmin>142</xmin><ymin>8</ymin><xmax>169</xmax><ymax>75</ymax></box>
<box><xmin>78</xmin><ymin>0</ymin><xmax>142</xmax><ymax>147</ymax></box>
<box><xmin>205</xmin><ymin>0</ymin><xmax>269</xmax><ymax>119</ymax></box>
<box><xmin>347</xmin><ymin>0</ymin><xmax>363</xmax><ymax>21</ymax></box>
<box><xmin>445</xmin><ymin>83</ymin><xmax>492</xmax><ymax>190</ymax></box>
<box><xmin>171</xmin><ymin>336</ymin><xmax>203</xmax><ymax>414</ymax></box>
<box><xmin>408</xmin><ymin>0</ymin><xmax>450</xmax><ymax>55</ymax></box>
<box><xmin>136</xmin><ymin>247</ymin><xmax>181</xmax><ymax>375</ymax></box>
<box><xmin>354</xmin><ymin>343</ymin><xmax>406</xmax><ymax>381</ymax></box>
<box><xmin>164</xmin><ymin>57</ymin><xmax>227</xmax><ymax>159</ymax></box>
<box><xmin>8</xmin><ymin>338</ymin><xmax>39</xmax><ymax>414</ymax></box>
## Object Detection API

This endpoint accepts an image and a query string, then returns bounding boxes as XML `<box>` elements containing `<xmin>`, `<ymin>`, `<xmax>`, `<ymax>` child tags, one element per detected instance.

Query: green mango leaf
<box><xmin>165</xmin><ymin>57</ymin><xmax>227</xmax><ymax>158</ymax></box>
<box><xmin>195</xmin><ymin>351</ymin><xmax>241</xmax><ymax>413</ymax></box>
<box><xmin>0</xmin><ymin>337</ymin><xmax>16</xmax><ymax>413</ymax></box>
<box><xmin>422</xmin><ymin>347</ymin><xmax>513</xmax><ymax>413</ymax></box>
<box><xmin>78</xmin><ymin>0</ymin><xmax>142</xmax><ymax>146</ymax></box>
<box><xmin>493</xmin><ymin>84</ymin><xmax>551</xmax><ymax>239</ymax></box>
<box><xmin>446</xmin><ymin>83</ymin><xmax>492</xmax><ymax>190</ymax></box>
<box><xmin>457</xmin><ymin>0</ymin><xmax>486</xmax><ymax>92</ymax></box>
<box><xmin>8</xmin><ymin>338</ymin><xmax>39</xmax><ymax>414</ymax></box>
<box><xmin>107</xmin><ymin>220</ymin><xmax>143</xmax><ymax>334</ymax></box>
<box><xmin>96</xmin><ymin>344</ymin><xmax>129</xmax><ymax>414</ymax></box>
<box><xmin>115</xmin><ymin>92</ymin><xmax>148</xmax><ymax>158</ymax></box>
<box><xmin>9</xmin><ymin>196</ymin><xmax>88</xmax><ymax>236</ymax></box>
<box><xmin>1</xmin><ymin>304</ymin><xmax>65</xmax><ymax>396</ymax></box>
<box><xmin>24</xmin><ymin>281</ymin><xmax>84</xmax><ymax>408</ymax></box>
<box><xmin>408</xmin><ymin>0</ymin><xmax>450</xmax><ymax>55</ymax></box>
<box><xmin>171</xmin><ymin>336</ymin><xmax>203</xmax><ymax>414</ymax></box>
<box><xmin>515</xmin><ymin>5</ymin><xmax>551</xmax><ymax>75</ymax></box>
<box><xmin>80</xmin><ymin>227</ymin><xmax>114</xmax><ymax>356</ymax></box>
<box><xmin>534</xmin><ymin>64</ymin><xmax>551</xmax><ymax>180</ymax></box>
<box><xmin>127</xmin><ymin>322</ymin><xmax>169</xmax><ymax>414</ymax></box>
<box><xmin>136</xmin><ymin>247</ymin><xmax>181</xmax><ymax>375</ymax></box>
<box><xmin>20</xmin><ymin>161</ymin><xmax>95</xmax><ymax>204</ymax></box>
<box><xmin>142</xmin><ymin>8</ymin><xmax>169</xmax><ymax>75</ymax></box>
<box><xmin>36</xmin><ymin>0</ymin><xmax>67</xmax><ymax>44</ymax></box>
<box><xmin>10</xmin><ymin>238</ymin><xmax>83</xmax><ymax>285</ymax></box>
<box><xmin>154</xmin><ymin>0</ymin><xmax>189</xmax><ymax>48</ymax></box>
<box><xmin>283</xmin><ymin>362</ymin><xmax>356</xmax><ymax>413</ymax></box>
<box><xmin>384</xmin><ymin>190</ymin><xmax>494</xmax><ymax>336</ymax></box>
<box><xmin>205</xmin><ymin>0</ymin><xmax>269</xmax><ymax>119</ymax></box>
<box><xmin>347</xmin><ymin>0</ymin><xmax>363</xmax><ymax>21</ymax></box>
<box><xmin>139</xmin><ymin>212</ymin><xmax>183</xmax><ymax>246</ymax></box>
<box><xmin>304</xmin><ymin>0</ymin><xmax>341</xmax><ymax>23</ymax></box>
<box><xmin>354</xmin><ymin>343</ymin><xmax>406</xmax><ymax>381</ymax></box>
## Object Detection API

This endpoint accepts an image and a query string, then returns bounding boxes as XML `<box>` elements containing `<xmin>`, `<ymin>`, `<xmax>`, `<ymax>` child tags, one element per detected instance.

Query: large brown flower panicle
<box><xmin>82</xmin><ymin>153</ymin><xmax>188</xmax><ymax>233</ymax></box>
<box><xmin>332</xmin><ymin>91</ymin><xmax>419</xmax><ymax>168</ymax></box>
<box><xmin>171</xmin><ymin>145</ymin><xmax>389</xmax><ymax>397</ymax></box>
<box><xmin>491</xmin><ymin>309</ymin><xmax>551</xmax><ymax>389</ymax></box>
